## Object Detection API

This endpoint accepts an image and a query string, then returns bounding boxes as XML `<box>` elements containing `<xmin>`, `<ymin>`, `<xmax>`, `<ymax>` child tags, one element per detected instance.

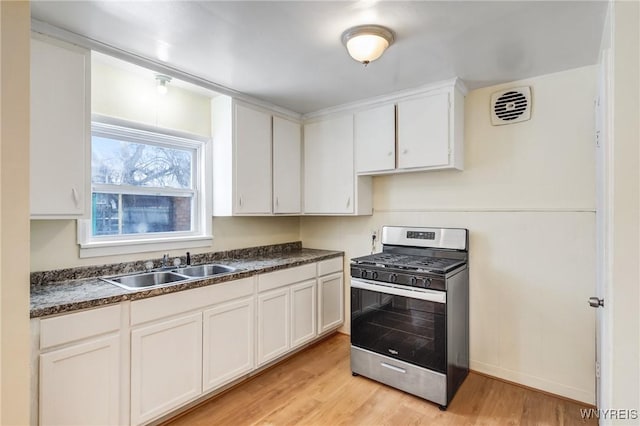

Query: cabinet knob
<box><xmin>388</xmin><ymin>152</ymin><xmax>393</xmax><ymax>156</ymax></box>
<box><xmin>402</xmin><ymin>149</ymin><xmax>408</xmax><ymax>154</ymax></box>
<box><xmin>239</xmin><ymin>196</ymin><xmax>243</xmax><ymax>207</ymax></box>
<box><xmin>346</xmin><ymin>197</ymin><xmax>351</xmax><ymax>208</ymax></box>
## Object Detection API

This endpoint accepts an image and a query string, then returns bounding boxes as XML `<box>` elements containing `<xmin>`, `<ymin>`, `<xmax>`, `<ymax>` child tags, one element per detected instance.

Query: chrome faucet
<box><xmin>161</xmin><ymin>253</ymin><xmax>169</xmax><ymax>269</ymax></box>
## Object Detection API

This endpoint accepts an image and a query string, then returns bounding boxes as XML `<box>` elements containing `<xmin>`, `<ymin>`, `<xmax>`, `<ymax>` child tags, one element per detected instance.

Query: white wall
<box><xmin>607</xmin><ymin>1</ymin><xmax>640</xmax><ymax>422</ymax></box>
<box><xmin>301</xmin><ymin>65</ymin><xmax>598</xmax><ymax>403</ymax></box>
<box><xmin>30</xmin><ymin>55</ymin><xmax>300</xmax><ymax>271</ymax></box>
<box><xmin>91</xmin><ymin>57</ymin><xmax>212</xmax><ymax>137</ymax></box>
<box><xmin>0</xmin><ymin>2</ymin><xmax>31</xmax><ymax>424</ymax></box>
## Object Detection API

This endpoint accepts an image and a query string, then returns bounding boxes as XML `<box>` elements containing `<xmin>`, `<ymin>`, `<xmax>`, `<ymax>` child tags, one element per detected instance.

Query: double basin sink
<box><xmin>101</xmin><ymin>264</ymin><xmax>240</xmax><ymax>291</ymax></box>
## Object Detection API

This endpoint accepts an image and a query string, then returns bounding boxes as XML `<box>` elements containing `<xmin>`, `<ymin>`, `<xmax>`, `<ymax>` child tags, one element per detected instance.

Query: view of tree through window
<box><xmin>91</xmin><ymin>131</ymin><xmax>196</xmax><ymax>237</ymax></box>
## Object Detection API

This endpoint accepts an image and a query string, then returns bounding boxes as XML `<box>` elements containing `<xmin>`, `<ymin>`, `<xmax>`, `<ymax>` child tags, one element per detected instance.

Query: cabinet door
<box><xmin>203</xmin><ymin>297</ymin><xmax>254</xmax><ymax>392</ymax></box>
<box><xmin>290</xmin><ymin>279</ymin><xmax>317</xmax><ymax>349</ymax></box>
<box><xmin>304</xmin><ymin>114</ymin><xmax>355</xmax><ymax>214</ymax></box>
<box><xmin>234</xmin><ymin>103</ymin><xmax>272</xmax><ymax>214</ymax></box>
<box><xmin>130</xmin><ymin>313</ymin><xmax>202</xmax><ymax>425</ymax></box>
<box><xmin>355</xmin><ymin>104</ymin><xmax>396</xmax><ymax>173</ymax></box>
<box><xmin>30</xmin><ymin>36</ymin><xmax>89</xmax><ymax>218</ymax></box>
<box><xmin>40</xmin><ymin>335</ymin><xmax>120</xmax><ymax>426</ymax></box>
<box><xmin>318</xmin><ymin>272</ymin><xmax>345</xmax><ymax>334</ymax></box>
<box><xmin>257</xmin><ymin>287</ymin><xmax>290</xmax><ymax>366</ymax></box>
<box><xmin>273</xmin><ymin>116</ymin><xmax>301</xmax><ymax>214</ymax></box>
<box><xmin>397</xmin><ymin>92</ymin><xmax>450</xmax><ymax>169</ymax></box>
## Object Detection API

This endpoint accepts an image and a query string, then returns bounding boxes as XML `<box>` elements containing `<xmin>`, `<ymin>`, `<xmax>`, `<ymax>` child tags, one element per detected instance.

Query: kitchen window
<box><xmin>78</xmin><ymin>118</ymin><xmax>212</xmax><ymax>257</ymax></box>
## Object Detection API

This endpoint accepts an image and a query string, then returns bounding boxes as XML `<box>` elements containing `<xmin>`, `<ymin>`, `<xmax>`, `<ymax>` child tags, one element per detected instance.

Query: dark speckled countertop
<box><xmin>31</xmin><ymin>243</ymin><xmax>343</xmax><ymax>318</ymax></box>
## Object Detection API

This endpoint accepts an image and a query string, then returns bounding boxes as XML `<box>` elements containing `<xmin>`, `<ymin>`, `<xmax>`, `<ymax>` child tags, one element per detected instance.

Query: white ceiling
<box><xmin>31</xmin><ymin>1</ymin><xmax>608</xmax><ymax>114</ymax></box>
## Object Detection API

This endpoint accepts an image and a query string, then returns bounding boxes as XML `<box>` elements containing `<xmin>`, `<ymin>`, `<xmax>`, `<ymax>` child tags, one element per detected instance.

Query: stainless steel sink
<box><xmin>101</xmin><ymin>271</ymin><xmax>190</xmax><ymax>291</ymax></box>
<box><xmin>172</xmin><ymin>264</ymin><xmax>239</xmax><ymax>278</ymax></box>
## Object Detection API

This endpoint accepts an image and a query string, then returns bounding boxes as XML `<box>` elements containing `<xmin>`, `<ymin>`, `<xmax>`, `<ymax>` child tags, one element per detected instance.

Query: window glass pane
<box><xmin>92</xmin><ymin>136</ymin><xmax>193</xmax><ymax>189</ymax></box>
<box><xmin>92</xmin><ymin>193</ymin><xmax>192</xmax><ymax>236</ymax></box>
<box><xmin>92</xmin><ymin>193</ymin><xmax>120</xmax><ymax>236</ymax></box>
<box><xmin>122</xmin><ymin>194</ymin><xmax>192</xmax><ymax>234</ymax></box>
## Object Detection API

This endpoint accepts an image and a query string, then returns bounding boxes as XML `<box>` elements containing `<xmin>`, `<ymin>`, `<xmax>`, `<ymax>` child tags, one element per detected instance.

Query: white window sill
<box><xmin>79</xmin><ymin>235</ymin><xmax>213</xmax><ymax>259</ymax></box>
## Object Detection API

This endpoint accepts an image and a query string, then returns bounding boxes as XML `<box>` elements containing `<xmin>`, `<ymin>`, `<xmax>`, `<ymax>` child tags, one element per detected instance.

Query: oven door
<box><xmin>351</xmin><ymin>278</ymin><xmax>447</xmax><ymax>373</ymax></box>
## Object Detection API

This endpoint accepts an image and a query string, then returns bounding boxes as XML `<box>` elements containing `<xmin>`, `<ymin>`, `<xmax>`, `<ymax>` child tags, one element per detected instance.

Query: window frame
<box><xmin>77</xmin><ymin>116</ymin><xmax>212</xmax><ymax>258</ymax></box>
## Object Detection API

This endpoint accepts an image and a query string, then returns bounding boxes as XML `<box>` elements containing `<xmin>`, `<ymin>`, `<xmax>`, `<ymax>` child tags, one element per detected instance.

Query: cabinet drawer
<box><xmin>351</xmin><ymin>346</ymin><xmax>446</xmax><ymax>406</ymax></box>
<box><xmin>258</xmin><ymin>263</ymin><xmax>316</xmax><ymax>293</ymax></box>
<box><xmin>318</xmin><ymin>257</ymin><xmax>343</xmax><ymax>276</ymax></box>
<box><xmin>40</xmin><ymin>304</ymin><xmax>121</xmax><ymax>350</ymax></box>
<box><xmin>131</xmin><ymin>278</ymin><xmax>254</xmax><ymax>325</ymax></box>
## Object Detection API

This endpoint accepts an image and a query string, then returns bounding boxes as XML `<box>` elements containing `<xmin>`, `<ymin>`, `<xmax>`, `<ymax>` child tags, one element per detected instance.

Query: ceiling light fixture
<box><xmin>341</xmin><ymin>25</ymin><xmax>395</xmax><ymax>66</ymax></box>
<box><xmin>155</xmin><ymin>74</ymin><xmax>172</xmax><ymax>95</ymax></box>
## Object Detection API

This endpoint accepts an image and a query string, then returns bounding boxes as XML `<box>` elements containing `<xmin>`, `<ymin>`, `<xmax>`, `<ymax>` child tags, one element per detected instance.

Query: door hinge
<box><xmin>595</xmin><ymin>361</ymin><xmax>601</xmax><ymax>379</ymax></box>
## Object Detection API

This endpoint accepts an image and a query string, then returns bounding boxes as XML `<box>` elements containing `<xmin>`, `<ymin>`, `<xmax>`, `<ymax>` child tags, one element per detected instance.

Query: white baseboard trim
<box><xmin>470</xmin><ymin>359</ymin><xmax>595</xmax><ymax>405</ymax></box>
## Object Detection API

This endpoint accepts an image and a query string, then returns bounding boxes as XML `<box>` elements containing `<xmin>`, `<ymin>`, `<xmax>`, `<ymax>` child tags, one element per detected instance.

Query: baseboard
<box><xmin>470</xmin><ymin>361</ymin><xmax>595</xmax><ymax>406</ymax></box>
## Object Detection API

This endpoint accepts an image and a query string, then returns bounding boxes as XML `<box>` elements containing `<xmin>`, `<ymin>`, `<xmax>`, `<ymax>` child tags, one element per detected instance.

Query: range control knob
<box><xmin>423</xmin><ymin>278</ymin><xmax>432</xmax><ymax>287</ymax></box>
<box><xmin>389</xmin><ymin>273</ymin><xmax>398</xmax><ymax>283</ymax></box>
<box><xmin>371</xmin><ymin>271</ymin><xmax>379</xmax><ymax>280</ymax></box>
<box><xmin>360</xmin><ymin>270</ymin><xmax>368</xmax><ymax>279</ymax></box>
<box><xmin>410</xmin><ymin>276</ymin><xmax>418</xmax><ymax>286</ymax></box>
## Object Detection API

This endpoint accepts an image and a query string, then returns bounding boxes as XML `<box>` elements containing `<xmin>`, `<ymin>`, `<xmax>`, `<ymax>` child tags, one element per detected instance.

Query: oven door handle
<box><xmin>351</xmin><ymin>278</ymin><xmax>446</xmax><ymax>304</ymax></box>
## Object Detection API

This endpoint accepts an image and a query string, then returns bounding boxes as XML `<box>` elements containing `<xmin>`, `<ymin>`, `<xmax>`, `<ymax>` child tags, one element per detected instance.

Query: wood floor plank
<box><xmin>164</xmin><ymin>333</ymin><xmax>597</xmax><ymax>426</ymax></box>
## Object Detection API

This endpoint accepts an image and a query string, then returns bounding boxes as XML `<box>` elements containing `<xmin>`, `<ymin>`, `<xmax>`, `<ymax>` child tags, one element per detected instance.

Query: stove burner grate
<box><xmin>353</xmin><ymin>253</ymin><xmax>464</xmax><ymax>274</ymax></box>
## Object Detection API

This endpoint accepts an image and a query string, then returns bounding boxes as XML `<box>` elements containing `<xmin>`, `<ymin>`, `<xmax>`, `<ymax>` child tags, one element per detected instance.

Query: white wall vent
<box><xmin>490</xmin><ymin>86</ymin><xmax>531</xmax><ymax>125</ymax></box>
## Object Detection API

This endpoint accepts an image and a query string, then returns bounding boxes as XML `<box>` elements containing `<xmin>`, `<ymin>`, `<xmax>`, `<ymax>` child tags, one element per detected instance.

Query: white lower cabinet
<box><xmin>130</xmin><ymin>312</ymin><xmax>203</xmax><ymax>426</ymax></box>
<box><xmin>36</xmin><ymin>304</ymin><xmax>124</xmax><ymax>426</ymax></box>
<box><xmin>40</xmin><ymin>334</ymin><xmax>120</xmax><ymax>426</ymax></box>
<box><xmin>34</xmin><ymin>259</ymin><xmax>344</xmax><ymax>426</ymax></box>
<box><xmin>257</xmin><ymin>287</ymin><xmax>290</xmax><ymax>365</ymax></box>
<box><xmin>290</xmin><ymin>279</ymin><xmax>317</xmax><ymax>349</ymax></box>
<box><xmin>318</xmin><ymin>273</ymin><xmax>344</xmax><ymax>334</ymax></box>
<box><xmin>203</xmin><ymin>296</ymin><xmax>254</xmax><ymax>392</ymax></box>
<box><xmin>257</xmin><ymin>263</ymin><xmax>319</xmax><ymax>366</ymax></box>
<box><xmin>318</xmin><ymin>258</ymin><xmax>345</xmax><ymax>335</ymax></box>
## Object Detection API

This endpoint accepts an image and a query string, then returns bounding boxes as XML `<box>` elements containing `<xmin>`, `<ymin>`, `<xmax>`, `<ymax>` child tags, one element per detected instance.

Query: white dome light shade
<box><xmin>342</xmin><ymin>25</ymin><xmax>395</xmax><ymax>65</ymax></box>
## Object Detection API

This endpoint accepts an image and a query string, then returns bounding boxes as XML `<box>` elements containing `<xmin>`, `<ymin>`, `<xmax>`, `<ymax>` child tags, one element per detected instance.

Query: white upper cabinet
<box><xmin>397</xmin><ymin>92</ymin><xmax>451</xmax><ymax>169</ymax></box>
<box><xmin>273</xmin><ymin>116</ymin><xmax>301</xmax><ymax>214</ymax></box>
<box><xmin>234</xmin><ymin>103</ymin><xmax>272</xmax><ymax>214</ymax></box>
<box><xmin>212</xmin><ymin>97</ymin><xmax>301</xmax><ymax>216</ymax></box>
<box><xmin>303</xmin><ymin>114</ymin><xmax>372</xmax><ymax>215</ymax></box>
<box><xmin>355</xmin><ymin>103</ymin><xmax>396</xmax><ymax>173</ymax></box>
<box><xmin>354</xmin><ymin>81</ymin><xmax>465</xmax><ymax>175</ymax></box>
<box><xmin>30</xmin><ymin>35</ymin><xmax>90</xmax><ymax>218</ymax></box>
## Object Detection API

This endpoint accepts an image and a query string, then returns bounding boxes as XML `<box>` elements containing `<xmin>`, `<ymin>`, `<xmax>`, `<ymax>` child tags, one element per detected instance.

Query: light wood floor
<box><xmin>165</xmin><ymin>333</ymin><xmax>596</xmax><ymax>426</ymax></box>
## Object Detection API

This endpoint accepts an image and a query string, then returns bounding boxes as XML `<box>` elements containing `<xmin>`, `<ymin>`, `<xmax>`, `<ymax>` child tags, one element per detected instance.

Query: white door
<box><xmin>318</xmin><ymin>272</ymin><xmax>344</xmax><ymax>334</ymax></box>
<box><xmin>290</xmin><ymin>279</ymin><xmax>317</xmax><ymax>349</ymax></box>
<box><xmin>355</xmin><ymin>103</ymin><xmax>396</xmax><ymax>173</ymax></box>
<box><xmin>203</xmin><ymin>297</ymin><xmax>254</xmax><ymax>392</ymax></box>
<box><xmin>303</xmin><ymin>115</ymin><xmax>355</xmax><ymax>214</ymax></box>
<box><xmin>273</xmin><ymin>116</ymin><xmax>301</xmax><ymax>214</ymax></box>
<box><xmin>130</xmin><ymin>313</ymin><xmax>202</xmax><ymax>425</ymax></box>
<box><xmin>594</xmin><ymin>48</ymin><xmax>612</xmax><ymax>410</ymax></box>
<box><xmin>39</xmin><ymin>335</ymin><xmax>120</xmax><ymax>426</ymax></box>
<box><xmin>397</xmin><ymin>92</ymin><xmax>450</xmax><ymax>169</ymax></box>
<box><xmin>30</xmin><ymin>36</ymin><xmax>89</xmax><ymax>218</ymax></box>
<box><xmin>257</xmin><ymin>287</ymin><xmax>290</xmax><ymax>366</ymax></box>
<box><xmin>234</xmin><ymin>103</ymin><xmax>272</xmax><ymax>214</ymax></box>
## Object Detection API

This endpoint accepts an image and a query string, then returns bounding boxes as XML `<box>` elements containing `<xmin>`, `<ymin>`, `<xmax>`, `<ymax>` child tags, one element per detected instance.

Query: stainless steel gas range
<box><xmin>350</xmin><ymin>226</ymin><xmax>469</xmax><ymax>410</ymax></box>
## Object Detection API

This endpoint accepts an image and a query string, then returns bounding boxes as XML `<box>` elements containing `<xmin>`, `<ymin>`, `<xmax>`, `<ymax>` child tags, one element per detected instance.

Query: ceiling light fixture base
<box><xmin>155</xmin><ymin>74</ymin><xmax>172</xmax><ymax>95</ymax></box>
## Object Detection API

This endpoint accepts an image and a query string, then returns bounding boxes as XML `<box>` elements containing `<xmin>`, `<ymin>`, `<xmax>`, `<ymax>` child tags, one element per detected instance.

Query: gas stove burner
<box><xmin>352</xmin><ymin>253</ymin><xmax>464</xmax><ymax>275</ymax></box>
